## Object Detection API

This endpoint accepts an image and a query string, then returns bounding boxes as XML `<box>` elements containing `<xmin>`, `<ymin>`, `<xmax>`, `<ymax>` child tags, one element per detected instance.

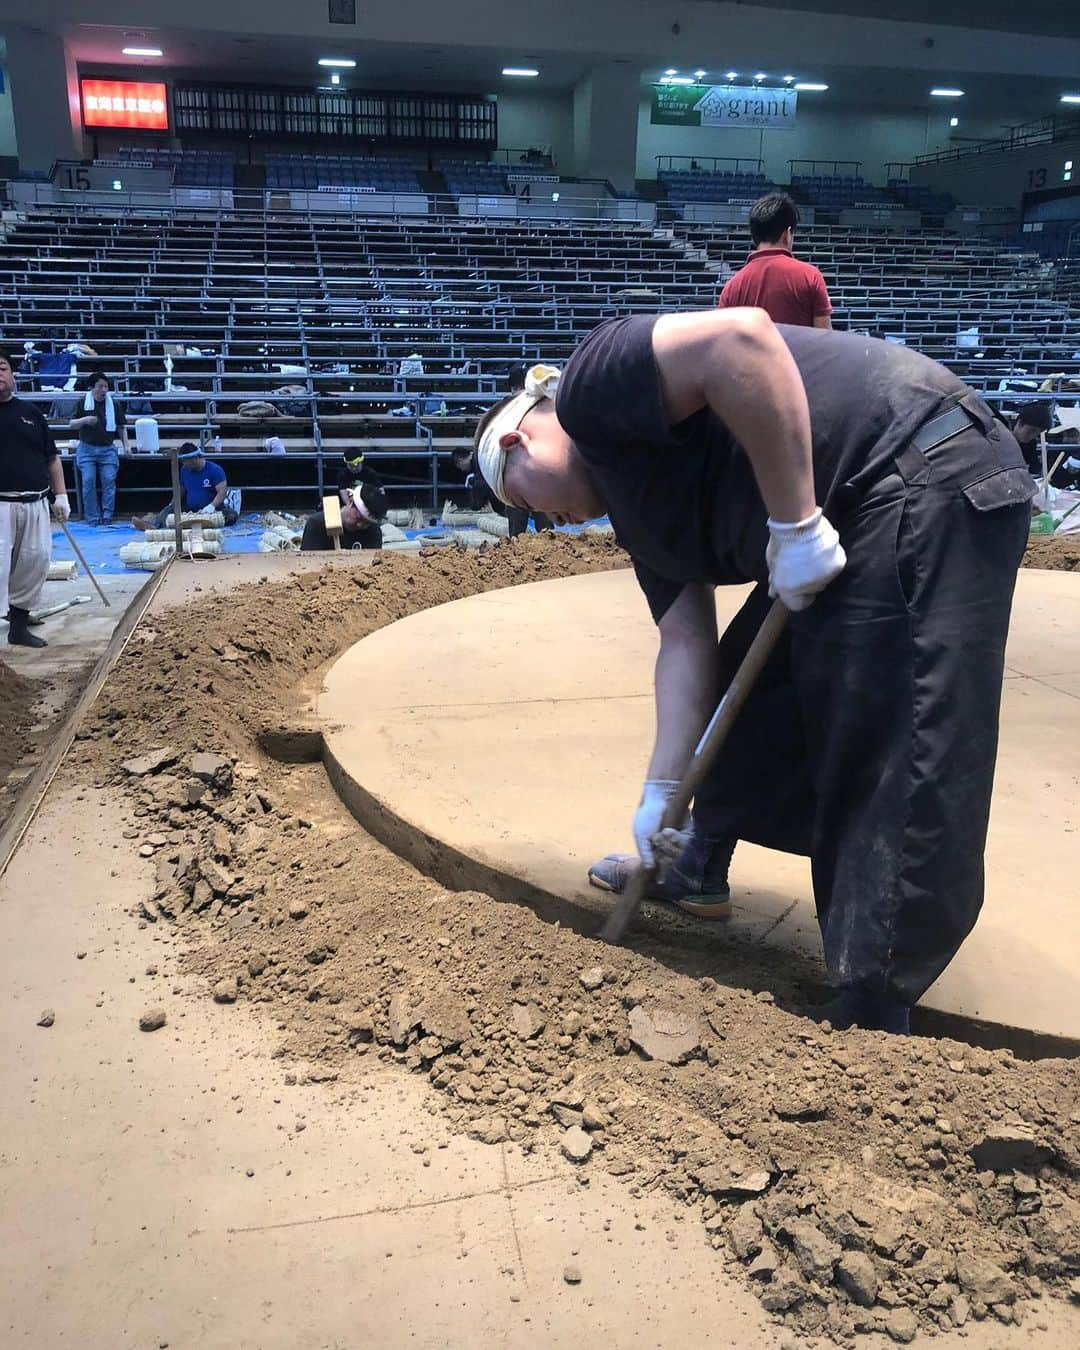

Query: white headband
<box><xmin>350</xmin><ymin>486</ymin><xmax>373</xmax><ymax>524</ymax></box>
<box><xmin>475</xmin><ymin>364</ymin><xmax>561</xmax><ymax>505</ymax></box>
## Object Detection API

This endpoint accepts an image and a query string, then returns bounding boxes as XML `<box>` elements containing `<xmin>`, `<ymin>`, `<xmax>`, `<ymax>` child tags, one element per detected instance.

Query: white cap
<box><xmin>475</xmin><ymin>364</ymin><xmax>560</xmax><ymax>505</ymax></box>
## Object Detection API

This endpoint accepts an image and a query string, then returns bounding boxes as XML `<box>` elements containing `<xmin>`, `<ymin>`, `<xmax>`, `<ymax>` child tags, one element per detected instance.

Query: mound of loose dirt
<box><xmin>77</xmin><ymin>534</ymin><xmax>1080</xmax><ymax>1343</ymax></box>
<box><xmin>0</xmin><ymin>659</ymin><xmax>39</xmax><ymax>824</ymax></box>
<box><xmin>1023</xmin><ymin>534</ymin><xmax>1080</xmax><ymax>572</ymax></box>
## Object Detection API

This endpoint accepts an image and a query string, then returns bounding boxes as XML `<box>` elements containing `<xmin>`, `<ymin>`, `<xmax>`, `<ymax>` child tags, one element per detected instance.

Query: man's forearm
<box><xmin>647</xmin><ymin>639</ymin><xmax>718</xmax><ymax>781</ymax></box>
<box><xmin>48</xmin><ymin>457</ymin><xmax>66</xmax><ymax>497</ymax></box>
<box><xmin>645</xmin><ymin>584</ymin><xmax>719</xmax><ymax>781</ymax></box>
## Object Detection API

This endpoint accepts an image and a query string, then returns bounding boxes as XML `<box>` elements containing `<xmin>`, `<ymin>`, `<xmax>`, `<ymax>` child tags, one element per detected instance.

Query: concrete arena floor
<box><xmin>319</xmin><ymin>567</ymin><xmax>1080</xmax><ymax>1047</ymax></box>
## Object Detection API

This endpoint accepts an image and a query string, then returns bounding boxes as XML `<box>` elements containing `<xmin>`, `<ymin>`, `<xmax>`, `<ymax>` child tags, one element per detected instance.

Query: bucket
<box><xmin>134</xmin><ymin>417</ymin><xmax>159</xmax><ymax>454</ymax></box>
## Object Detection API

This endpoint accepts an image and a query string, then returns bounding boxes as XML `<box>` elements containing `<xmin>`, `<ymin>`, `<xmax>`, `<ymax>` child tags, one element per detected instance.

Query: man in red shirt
<box><xmin>718</xmin><ymin>192</ymin><xmax>832</xmax><ymax>329</ymax></box>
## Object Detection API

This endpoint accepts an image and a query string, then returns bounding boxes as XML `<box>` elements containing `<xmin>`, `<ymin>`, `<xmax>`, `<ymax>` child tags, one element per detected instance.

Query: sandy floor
<box><xmin>3</xmin><ymin>536</ymin><xmax>1079</xmax><ymax>1348</ymax></box>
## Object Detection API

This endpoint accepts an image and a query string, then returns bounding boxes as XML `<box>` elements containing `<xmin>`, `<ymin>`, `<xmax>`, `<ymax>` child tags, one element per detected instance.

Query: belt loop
<box><xmin>894</xmin><ymin>442</ymin><xmax>930</xmax><ymax>486</ymax></box>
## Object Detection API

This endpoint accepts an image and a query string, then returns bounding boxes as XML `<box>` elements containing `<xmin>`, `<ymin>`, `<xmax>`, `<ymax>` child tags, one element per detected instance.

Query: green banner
<box><xmin>651</xmin><ymin>84</ymin><xmax>798</xmax><ymax>130</ymax></box>
<box><xmin>651</xmin><ymin>84</ymin><xmax>709</xmax><ymax>127</ymax></box>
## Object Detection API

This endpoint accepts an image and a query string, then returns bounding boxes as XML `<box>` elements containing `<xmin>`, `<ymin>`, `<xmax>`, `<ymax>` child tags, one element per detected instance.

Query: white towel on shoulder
<box><xmin>84</xmin><ymin>389</ymin><xmax>116</xmax><ymax>433</ymax></box>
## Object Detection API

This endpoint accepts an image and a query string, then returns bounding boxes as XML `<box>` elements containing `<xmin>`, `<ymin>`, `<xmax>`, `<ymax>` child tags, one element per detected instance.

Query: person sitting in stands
<box><xmin>132</xmin><ymin>443</ymin><xmax>238</xmax><ymax>530</ymax></box>
<box><xmin>300</xmin><ymin>482</ymin><xmax>387</xmax><ymax>551</ymax></box>
<box><xmin>69</xmin><ymin>371</ymin><xmax>129</xmax><ymax>527</ymax></box>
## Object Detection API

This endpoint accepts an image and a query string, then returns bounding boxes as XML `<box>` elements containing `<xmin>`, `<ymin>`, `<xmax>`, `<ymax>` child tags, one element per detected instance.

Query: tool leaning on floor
<box><xmin>473</xmin><ymin>309</ymin><xmax>1037</xmax><ymax>1034</ymax></box>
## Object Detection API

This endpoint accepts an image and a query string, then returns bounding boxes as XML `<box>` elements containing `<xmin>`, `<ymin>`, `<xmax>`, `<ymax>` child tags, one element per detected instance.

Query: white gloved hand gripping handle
<box><xmin>766</xmin><ymin>508</ymin><xmax>846</xmax><ymax>611</ymax></box>
<box><xmin>51</xmin><ymin>494</ymin><xmax>71</xmax><ymax>522</ymax></box>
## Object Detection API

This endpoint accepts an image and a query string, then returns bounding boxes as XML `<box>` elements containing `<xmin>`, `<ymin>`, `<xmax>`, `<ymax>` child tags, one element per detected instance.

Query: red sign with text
<box><xmin>81</xmin><ymin>80</ymin><xmax>169</xmax><ymax>131</ymax></box>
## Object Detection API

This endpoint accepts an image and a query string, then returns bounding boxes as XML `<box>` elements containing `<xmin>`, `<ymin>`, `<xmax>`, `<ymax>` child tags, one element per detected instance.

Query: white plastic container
<box><xmin>134</xmin><ymin>417</ymin><xmax>159</xmax><ymax>453</ymax></box>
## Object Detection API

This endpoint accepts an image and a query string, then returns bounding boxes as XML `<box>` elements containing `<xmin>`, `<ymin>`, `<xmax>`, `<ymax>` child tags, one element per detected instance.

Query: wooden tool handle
<box><xmin>599</xmin><ymin>598</ymin><xmax>789</xmax><ymax>944</ymax></box>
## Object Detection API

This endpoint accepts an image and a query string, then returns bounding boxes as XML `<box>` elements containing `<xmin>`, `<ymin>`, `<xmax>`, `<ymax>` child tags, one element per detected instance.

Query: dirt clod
<box><xmin>560</xmin><ymin>1126</ymin><xmax>594</xmax><ymax>1163</ymax></box>
<box><xmin>563</xmin><ymin>1263</ymin><xmax>582</xmax><ymax>1285</ymax></box>
<box><xmin>139</xmin><ymin>1008</ymin><xmax>167</xmax><ymax>1032</ymax></box>
<box><xmin>37</xmin><ymin>1009</ymin><xmax>55</xmax><ymax>1027</ymax></box>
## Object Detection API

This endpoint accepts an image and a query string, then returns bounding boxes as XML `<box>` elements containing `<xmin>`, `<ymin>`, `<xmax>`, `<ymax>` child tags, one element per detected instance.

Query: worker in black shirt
<box><xmin>0</xmin><ymin>351</ymin><xmax>70</xmax><ymax>649</ymax></box>
<box><xmin>300</xmin><ymin>482</ymin><xmax>388</xmax><ymax>552</ymax></box>
<box><xmin>473</xmin><ymin>318</ymin><xmax>1034</xmax><ymax>1034</ymax></box>
<box><xmin>69</xmin><ymin>371</ymin><xmax>129</xmax><ymax>526</ymax></box>
<box><xmin>1009</xmin><ymin>401</ymin><xmax>1054</xmax><ymax>476</ymax></box>
<box><xmin>337</xmin><ymin>449</ymin><xmax>384</xmax><ymax>504</ymax></box>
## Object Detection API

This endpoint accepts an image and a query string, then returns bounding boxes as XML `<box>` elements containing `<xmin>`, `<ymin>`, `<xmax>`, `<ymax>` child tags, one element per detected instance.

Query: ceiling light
<box><xmin>783</xmin><ymin>75</ymin><xmax>795</xmax><ymax>84</ymax></box>
<box><xmin>754</xmin><ymin>73</ymin><xmax>766</xmax><ymax>82</ymax></box>
<box><xmin>725</xmin><ymin>71</ymin><xmax>737</xmax><ymax>81</ymax></box>
<box><xmin>930</xmin><ymin>88</ymin><xmax>964</xmax><ymax>98</ymax></box>
<box><xmin>694</xmin><ymin>70</ymin><xmax>706</xmax><ymax>80</ymax></box>
<box><xmin>331</xmin><ymin>73</ymin><xmax>340</xmax><ymax>85</ymax></box>
<box><xmin>122</xmin><ymin>46</ymin><xmax>163</xmax><ymax>57</ymax></box>
<box><xmin>318</xmin><ymin>58</ymin><xmax>356</xmax><ymax>68</ymax></box>
<box><xmin>660</xmin><ymin>76</ymin><xmax>695</xmax><ymax>86</ymax></box>
<box><xmin>949</xmin><ymin>116</ymin><xmax>959</xmax><ymax>127</ymax></box>
<box><xmin>502</xmin><ymin>67</ymin><xmax>539</xmax><ymax>77</ymax></box>
<box><xmin>664</xmin><ymin>68</ymin><xmax>677</xmax><ymax>76</ymax></box>
<box><xmin>1061</xmin><ymin>94</ymin><xmax>1080</xmax><ymax>104</ymax></box>
<box><xmin>794</xmin><ymin>83</ymin><xmax>828</xmax><ymax>92</ymax></box>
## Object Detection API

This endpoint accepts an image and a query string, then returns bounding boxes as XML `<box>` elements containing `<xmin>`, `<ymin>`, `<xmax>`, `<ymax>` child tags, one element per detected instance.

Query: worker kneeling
<box><xmin>300</xmin><ymin>482</ymin><xmax>387</xmax><ymax>551</ymax></box>
<box><xmin>474</xmin><ymin>315</ymin><xmax>1035</xmax><ymax>1034</ymax></box>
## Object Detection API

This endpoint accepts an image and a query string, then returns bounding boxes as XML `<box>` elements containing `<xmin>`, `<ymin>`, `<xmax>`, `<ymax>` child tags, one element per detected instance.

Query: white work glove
<box><xmin>197</xmin><ymin>504</ymin><xmax>217</xmax><ymax>517</ymax></box>
<box><xmin>633</xmin><ymin>779</ymin><xmax>689</xmax><ymax>873</ymax></box>
<box><xmin>51</xmin><ymin>494</ymin><xmax>71</xmax><ymax>522</ymax></box>
<box><xmin>766</xmin><ymin>508</ymin><xmax>846</xmax><ymax>612</ymax></box>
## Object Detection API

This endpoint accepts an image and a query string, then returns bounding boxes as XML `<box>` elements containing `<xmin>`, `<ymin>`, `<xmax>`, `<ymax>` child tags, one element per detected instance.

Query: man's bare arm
<box><xmin>651</xmin><ymin>308</ymin><xmax>815</xmax><ymax>524</ymax></box>
<box><xmin>646</xmin><ymin>583</ymin><xmax>719</xmax><ymax>783</ymax></box>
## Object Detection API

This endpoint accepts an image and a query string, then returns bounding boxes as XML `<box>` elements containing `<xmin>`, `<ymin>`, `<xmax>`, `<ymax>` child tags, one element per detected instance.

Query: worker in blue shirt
<box><xmin>133</xmin><ymin>444</ymin><xmax>237</xmax><ymax>529</ymax></box>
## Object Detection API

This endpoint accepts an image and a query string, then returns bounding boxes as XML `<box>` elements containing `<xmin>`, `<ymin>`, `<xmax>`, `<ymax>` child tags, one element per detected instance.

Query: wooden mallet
<box><xmin>322</xmin><ymin>494</ymin><xmax>344</xmax><ymax>551</ymax></box>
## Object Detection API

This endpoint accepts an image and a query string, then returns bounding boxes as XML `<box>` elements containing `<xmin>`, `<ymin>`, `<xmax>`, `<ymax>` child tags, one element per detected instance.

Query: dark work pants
<box><xmin>692</xmin><ymin>397</ymin><xmax>1032</xmax><ymax>1004</ymax></box>
<box><xmin>507</xmin><ymin>507</ymin><xmax>554</xmax><ymax>536</ymax></box>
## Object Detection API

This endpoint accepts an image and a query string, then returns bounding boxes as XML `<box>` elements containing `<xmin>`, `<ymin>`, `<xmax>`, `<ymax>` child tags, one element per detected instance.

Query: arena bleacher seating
<box><xmin>0</xmin><ymin>200</ymin><xmax>1075</xmax><ymax>516</ymax></box>
<box><xmin>887</xmin><ymin>179</ymin><xmax>957</xmax><ymax>216</ymax></box>
<box><xmin>265</xmin><ymin>155</ymin><xmax>421</xmax><ymax>192</ymax></box>
<box><xmin>790</xmin><ymin>174</ymin><xmax>894</xmax><ymax>209</ymax></box>
<box><xmin>117</xmin><ymin>147</ymin><xmax>234</xmax><ymax>187</ymax></box>
<box><xmin>660</xmin><ymin>169</ymin><xmax>774</xmax><ymax>207</ymax></box>
<box><xmin>440</xmin><ymin>160</ymin><xmax>512</xmax><ymax>198</ymax></box>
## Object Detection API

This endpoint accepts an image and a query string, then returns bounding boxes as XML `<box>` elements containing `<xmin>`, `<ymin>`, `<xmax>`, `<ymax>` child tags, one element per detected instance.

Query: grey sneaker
<box><xmin>588</xmin><ymin>833</ymin><xmax>735</xmax><ymax>919</ymax></box>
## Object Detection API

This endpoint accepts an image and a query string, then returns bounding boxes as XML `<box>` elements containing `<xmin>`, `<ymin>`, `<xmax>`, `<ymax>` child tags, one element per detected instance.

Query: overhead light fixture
<box><xmin>502</xmin><ymin>67</ymin><xmax>539</xmax><ymax>77</ymax></box>
<box><xmin>318</xmin><ymin>58</ymin><xmax>356</xmax><ymax>68</ymax></box>
<box><xmin>794</xmin><ymin>83</ymin><xmax>828</xmax><ymax>92</ymax></box>
<box><xmin>122</xmin><ymin>46</ymin><xmax>163</xmax><ymax>57</ymax></box>
<box><xmin>660</xmin><ymin>76</ymin><xmax>695</xmax><ymax>86</ymax></box>
<box><xmin>664</xmin><ymin>68</ymin><xmax>677</xmax><ymax>76</ymax></box>
<box><xmin>1061</xmin><ymin>94</ymin><xmax>1080</xmax><ymax>105</ymax></box>
<box><xmin>930</xmin><ymin>88</ymin><xmax>964</xmax><ymax>98</ymax></box>
<box><xmin>949</xmin><ymin>116</ymin><xmax>959</xmax><ymax>127</ymax></box>
<box><xmin>754</xmin><ymin>72</ymin><xmax>766</xmax><ymax>82</ymax></box>
<box><xmin>694</xmin><ymin>70</ymin><xmax>706</xmax><ymax>80</ymax></box>
<box><xmin>783</xmin><ymin>75</ymin><xmax>795</xmax><ymax>84</ymax></box>
<box><xmin>725</xmin><ymin>71</ymin><xmax>737</xmax><ymax>81</ymax></box>
<box><xmin>331</xmin><ymin>73</ymin><xmax>341</xmax><ymax>85</ymax></box>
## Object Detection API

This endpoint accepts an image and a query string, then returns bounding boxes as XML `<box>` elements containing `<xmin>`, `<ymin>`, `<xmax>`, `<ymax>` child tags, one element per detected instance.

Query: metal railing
<box><xmin>655</xmin><ymin>156</ymin><xmax>765</xmax><ymax>173</ymax></box>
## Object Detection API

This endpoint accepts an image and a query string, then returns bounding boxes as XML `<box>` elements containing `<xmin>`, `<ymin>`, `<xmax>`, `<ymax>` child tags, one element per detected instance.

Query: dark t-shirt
<box><xmin>337</xmin><ymin>462</ymin><xmax>385</xmax><ymax>493</ymax></box>
<box><xmin>0</xmin><ymin>397</ymin><xmax>59</xmax><ymax>494</ymax></box>
<box><xmin>556</xmin><ymin>315</ymin><xmax>982</xmax><ymax>621</ymax></box>
<box><xmin>300</xmin><ymin>513</ymin><xmax>383</xmax><ymax>551</ymax></box>
<box><xmin>78</xmin><ymin>397</ymin><xmax>126</xmax><ymax>447</ymax></box>
<box><xmin>718</xmin><ymin>248</ymin><xmax>832</xmax><ymax>327</ymax></box>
